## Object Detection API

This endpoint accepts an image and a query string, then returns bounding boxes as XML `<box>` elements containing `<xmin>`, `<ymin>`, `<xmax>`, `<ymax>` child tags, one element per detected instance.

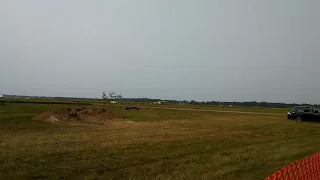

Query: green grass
<box><xmin>138</xmin><ymin>103</ymin><xmax>289</xmax><ymax>114</ymax></box>
<box><xmin>0</xmin><ymin>103</ymin><xmax>319</xmax><ymax>179</ymax></box>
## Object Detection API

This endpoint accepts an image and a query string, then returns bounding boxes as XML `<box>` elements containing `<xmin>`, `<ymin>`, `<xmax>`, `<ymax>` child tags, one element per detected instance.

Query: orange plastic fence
<box><xmin>265</xmin><ymin>153</ymin><xmax>320</xmax><ymax>180</ymax></box>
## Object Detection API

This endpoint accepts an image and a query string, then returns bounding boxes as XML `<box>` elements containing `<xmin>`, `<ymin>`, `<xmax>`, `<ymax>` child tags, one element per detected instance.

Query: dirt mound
<box><xmin>33</xmin><ymin>107</ymin><xmax>118</xmax><ymax>125</ymax></box>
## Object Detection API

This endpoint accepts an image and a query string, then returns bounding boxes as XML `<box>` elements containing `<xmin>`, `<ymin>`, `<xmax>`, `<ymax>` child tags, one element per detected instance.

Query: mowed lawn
<box><xmin>1</xmin><ymin>103</ymin><xmax>320</xmax><ymax>180</ymax></box>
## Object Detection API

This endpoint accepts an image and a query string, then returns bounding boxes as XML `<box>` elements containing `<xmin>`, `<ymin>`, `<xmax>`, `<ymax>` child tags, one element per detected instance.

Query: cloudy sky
<box><xmin>1</xmin><ymin>1</ymin><xmax>319</xmax><ymax>103</ymax></box>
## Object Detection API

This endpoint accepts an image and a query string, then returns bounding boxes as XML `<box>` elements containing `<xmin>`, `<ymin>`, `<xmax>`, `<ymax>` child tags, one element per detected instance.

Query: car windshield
<box><xmin>290</xmin><ymin>106</ymin><xmax>309</xmax><ymax>111</ymax></box>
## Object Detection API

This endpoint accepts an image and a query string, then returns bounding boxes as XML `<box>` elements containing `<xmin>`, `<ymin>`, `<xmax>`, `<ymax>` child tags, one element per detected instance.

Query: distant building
<box><xmin>0</xmin><ymin>95</ymin><xmax>3</xmax><ymax>98</ymax></box>
<box><xmin>111</xmin><ymin>101</ymin><xmax>117</xmax><ymax>104</ymax></box>
<box><xmin>154</xmin><ymin>101</ymin><xmax>165</xmax><ymax>104</ymax></box>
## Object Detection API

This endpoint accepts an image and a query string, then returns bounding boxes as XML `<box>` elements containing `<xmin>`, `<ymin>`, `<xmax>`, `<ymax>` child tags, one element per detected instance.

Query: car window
<box><xmin>314</xmin><ymin>109</ymin><xmax>320</xmax><ymax>113</ymax></box>
<box><xmin>302</xmin><ymin>109</ymin><xmax>311</xmax><ymax>113</ymax></box>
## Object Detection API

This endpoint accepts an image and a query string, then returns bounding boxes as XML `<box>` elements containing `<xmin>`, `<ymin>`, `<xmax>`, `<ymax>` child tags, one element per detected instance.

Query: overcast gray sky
<box><xmin>1</xmin><ymin>1</ymin><xmax>320</xmax><ymax>103</ymax></box>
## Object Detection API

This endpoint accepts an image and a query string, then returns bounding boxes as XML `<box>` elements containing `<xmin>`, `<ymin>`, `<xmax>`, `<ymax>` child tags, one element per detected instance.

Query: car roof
<box><xmin>291</xmin><ymin>106</ymin><xmax>312</xmax><ymax>110</ymax></box>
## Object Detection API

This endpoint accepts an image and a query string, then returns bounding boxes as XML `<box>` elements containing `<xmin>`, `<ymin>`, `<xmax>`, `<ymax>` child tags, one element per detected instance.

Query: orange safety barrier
<box><xmin>265</xmin><ymin>152</ymin><xmax>320</xmax><ymax>180</ymax></box>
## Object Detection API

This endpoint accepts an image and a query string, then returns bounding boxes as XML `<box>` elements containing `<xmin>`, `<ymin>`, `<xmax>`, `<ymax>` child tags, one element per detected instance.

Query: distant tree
<box><xmin>116</xmin><ymin>93</ymin><xmax>123</xmax><ymax>99</ymax></box>
<box><xmin>102</xmin><ymin>91</ymin><xmax>123</xmax><ymax>101</ymax></box>
<box><xmin>108</xmin><ymin>92</ymin><xmax>116</xmax><ymax>100</ymax></box>
<box><xmin>102</xmin><ymin>91</ymin><xmax>107</xmax><ymax>100</ymax></box>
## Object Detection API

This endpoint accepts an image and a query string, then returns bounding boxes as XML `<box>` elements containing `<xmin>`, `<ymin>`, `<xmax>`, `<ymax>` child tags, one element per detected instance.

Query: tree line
<box><xmin>2</xmin><ymin>93</ymin><xmax>318</xmax><ymax>109</ymax></box>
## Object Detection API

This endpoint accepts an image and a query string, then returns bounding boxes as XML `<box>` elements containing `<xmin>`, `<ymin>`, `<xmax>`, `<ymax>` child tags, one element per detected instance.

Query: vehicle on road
<box><xmin>287</xmin><ymin>106</ymin><xmax>320</xmax><ymax>122</ymax></box>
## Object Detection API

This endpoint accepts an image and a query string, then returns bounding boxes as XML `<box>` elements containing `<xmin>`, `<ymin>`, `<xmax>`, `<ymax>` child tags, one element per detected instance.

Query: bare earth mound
<box><xmin>33</xmin><ymin>107</ymin><xmax>118</xmax><ymax>124</ymax></box>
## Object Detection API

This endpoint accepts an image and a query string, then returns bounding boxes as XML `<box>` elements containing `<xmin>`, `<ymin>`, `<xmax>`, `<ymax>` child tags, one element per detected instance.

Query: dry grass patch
<box><xmin>3</xmin><ymin>103</ymin><xmax>320</xmax><ymax>180</ymax></box>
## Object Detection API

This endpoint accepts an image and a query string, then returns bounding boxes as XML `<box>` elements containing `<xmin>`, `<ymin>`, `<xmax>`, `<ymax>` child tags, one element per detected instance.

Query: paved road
<box><xmin>117</xmin><ymin>105</ymin><xmax>285</xmax><ymax>116</ymax></box>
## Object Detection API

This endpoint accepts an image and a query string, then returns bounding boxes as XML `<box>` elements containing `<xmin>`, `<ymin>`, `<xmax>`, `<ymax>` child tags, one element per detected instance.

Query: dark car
<box><xmin>287</xmin><ymin>106</ymin><xmax>320</xmax><ymax>122</ymax></box>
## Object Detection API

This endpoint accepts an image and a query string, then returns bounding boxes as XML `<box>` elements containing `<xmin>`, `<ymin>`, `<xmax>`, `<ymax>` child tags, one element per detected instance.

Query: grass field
<box><xmin>1</xmin><ymin>103</ymin><xmax>320</xmax><ymax>179</ymax></box>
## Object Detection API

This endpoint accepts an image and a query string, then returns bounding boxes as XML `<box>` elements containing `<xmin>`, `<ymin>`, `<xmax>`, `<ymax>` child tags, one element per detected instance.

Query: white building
<box><xmin>154</xmin><ymin>101</ymin><xmax>165</xmax><ymax>104</ymax></box>
<box><xmin>0</xmin><ymin>95</ymin><xmax>3</xmax><ymax>98</ymax></box>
